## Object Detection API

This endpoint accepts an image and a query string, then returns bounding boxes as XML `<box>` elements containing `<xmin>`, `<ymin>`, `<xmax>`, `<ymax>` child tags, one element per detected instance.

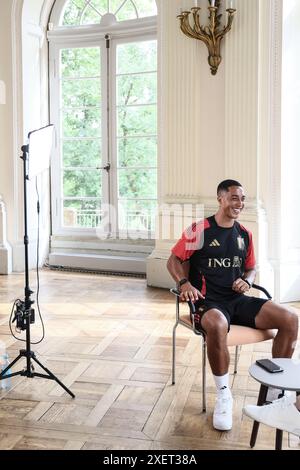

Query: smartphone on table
<box><xmin>256</xmin><ymin>359</ymin><xmax>284</xmax><ymax>373</ymax></box>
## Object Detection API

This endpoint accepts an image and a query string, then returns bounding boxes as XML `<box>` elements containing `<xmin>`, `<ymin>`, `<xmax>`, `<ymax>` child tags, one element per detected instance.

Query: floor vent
<box><xmin>45</xmin><ymin>264</ymin><xmax>146</xmax><ymax>279</ymax></box>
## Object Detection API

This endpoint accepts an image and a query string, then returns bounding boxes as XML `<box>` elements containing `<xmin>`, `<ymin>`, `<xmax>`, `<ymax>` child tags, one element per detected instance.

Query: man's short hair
<box><xmin>217</xmin><ymin>179</ymin><xmax>242</xmax><ymax>196</ymax></box>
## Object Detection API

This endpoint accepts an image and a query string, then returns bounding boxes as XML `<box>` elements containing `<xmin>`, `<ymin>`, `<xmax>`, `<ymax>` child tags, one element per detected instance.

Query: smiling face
<box><xmin>217</xmin><ymin>185</ymin><xmax>245</xmax><ymax>221</ymax></box>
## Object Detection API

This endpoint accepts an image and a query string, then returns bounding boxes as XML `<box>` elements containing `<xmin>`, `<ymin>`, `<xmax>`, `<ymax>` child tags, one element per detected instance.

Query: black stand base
<box><xmin>0</xmin><ymin>349</ymin><xmax>75</xmax><ymax>398</ymax></box>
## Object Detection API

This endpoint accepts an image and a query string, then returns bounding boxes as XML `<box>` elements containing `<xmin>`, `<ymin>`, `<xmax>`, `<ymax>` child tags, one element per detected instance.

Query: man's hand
<box><xmin>179</xmin><ymin>282</ymin><xmax>204</xmax><ymax>303</ymax></box>
<box><xmin>232</xmin><ymin>278</ymin><xmax>250</xmax><ymax>294</ymax></box>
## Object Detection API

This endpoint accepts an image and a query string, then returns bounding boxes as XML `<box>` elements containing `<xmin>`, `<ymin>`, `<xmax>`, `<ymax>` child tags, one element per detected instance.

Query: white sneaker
<box><xmin>243</xmin><ymin>396</ymin><xmax>300</xmax><ymax>437</ymax></box>
<box><xmin>213</xmin><ymin>391</ymin><xmax>233</xmax><ymax>431</ymax></box>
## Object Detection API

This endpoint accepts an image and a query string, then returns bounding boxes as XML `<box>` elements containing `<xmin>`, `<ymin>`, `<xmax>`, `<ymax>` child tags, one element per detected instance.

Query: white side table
<box><xmin>248</xmin><ymin>358</ymin><xmax>300</xmax><ymax>450</ymax></box>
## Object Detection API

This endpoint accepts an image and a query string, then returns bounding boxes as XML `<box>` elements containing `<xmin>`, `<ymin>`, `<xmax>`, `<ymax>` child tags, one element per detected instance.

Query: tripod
<box><xmin>0</xmin><ymin>144</ymin><xmax>75</xmax><ymax>398</ymax></box>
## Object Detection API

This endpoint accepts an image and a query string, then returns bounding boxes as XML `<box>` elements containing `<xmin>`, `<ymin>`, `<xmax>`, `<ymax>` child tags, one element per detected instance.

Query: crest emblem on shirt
<box><xmin>237</xmin><ymin>236</ymin><xmax>245</xmax><ymax>251</ymax></box>
<box><xmin>232</xmin><ymin>256</ymin><xmax>242</xmax><ymax>268</ymax></box>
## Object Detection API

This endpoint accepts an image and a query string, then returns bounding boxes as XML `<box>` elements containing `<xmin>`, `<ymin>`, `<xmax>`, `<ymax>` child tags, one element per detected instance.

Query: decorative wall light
<box><xmin>177</xmin><ymin>0</ymin><xmax>236</xmax><ymax>75</ymax></box>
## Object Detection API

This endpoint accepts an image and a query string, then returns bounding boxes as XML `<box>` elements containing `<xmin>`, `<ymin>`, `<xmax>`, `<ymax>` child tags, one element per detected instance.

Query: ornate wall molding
<box><xmin>224</xmin><ymin>0</ymin><xmax>259</xmax><ymax>196</ymax></box>
<box><xmin>0</xmin><ymin>80</ymin><xmax>6</xmax><ymax>104</ymax></box>
<box><xmin>266</xmin><ymin>0</ymin><xmax>282</xmax><ymax>288</ymax></box>
<box><xmin>11</xmin><ymin>0</ymin><xmax>24</xmax><ymax>247</ymax></box>
<box><xmin>0</xmin><ymin>195</ymin><xmax>12</xmax><ymax>274</ymax></box>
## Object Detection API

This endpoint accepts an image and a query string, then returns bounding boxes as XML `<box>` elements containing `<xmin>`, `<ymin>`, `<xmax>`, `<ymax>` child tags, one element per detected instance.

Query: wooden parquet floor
<box><xmin>0</xmin><ymin>269</ymin><xmax>299</xmax><ymax>451</ymax></box>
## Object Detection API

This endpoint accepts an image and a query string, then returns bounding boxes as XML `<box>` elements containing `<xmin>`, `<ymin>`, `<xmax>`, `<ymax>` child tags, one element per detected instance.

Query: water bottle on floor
<box><xmin>0</xmin><ymin>343</ymin><xmax>12</xmax><ymax>391</ymax></box>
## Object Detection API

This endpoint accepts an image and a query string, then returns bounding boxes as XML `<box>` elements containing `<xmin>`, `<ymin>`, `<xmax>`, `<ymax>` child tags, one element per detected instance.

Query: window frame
<box><xmin>110</xmin><ymin>33</ymin><xmax>158</xmax><ymax>240</ymax></box>
<box><xmin>49</xmin><ymin>0</ymin><xmax>157</xmax><ymax>33</ymax></box>
<box><xmin>48</xmin><ymin>2</ymin><xmax>157</xmax><ymax>239</ymax></box>
<box><xmin>49</xmin><ymin>37</ymin><xmax>109</xmax><ymax>237</ymax></box>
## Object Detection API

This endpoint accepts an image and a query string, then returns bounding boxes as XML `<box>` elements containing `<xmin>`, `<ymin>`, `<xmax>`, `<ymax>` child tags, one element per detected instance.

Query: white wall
<box><xmin>281</xmin><ymin>0</ymin><xmax>300</xmax><ymax>301</ymax></box>
<box><xmin>0</xmin><ymin>0</ymin><xmax>16</xmax><ymax>273</ymax></box>
<box><xmin>147</xmin><ymin>0</ymin><xmax>277</xmax><ymax>298</ymax></box>
<box><xmin>0</xmin><ymin>0</ymin><xmax>53</xmax><ymax>273</ymax></box>
<box><xmin>21</xmin><ymin>0</ymin><xmax>53</xmax><ymax>268</ymax></box>
<box><xmin>0</xmin><ymin>1</ymin><xmax>14</xmax><ymax>229</ymax></box>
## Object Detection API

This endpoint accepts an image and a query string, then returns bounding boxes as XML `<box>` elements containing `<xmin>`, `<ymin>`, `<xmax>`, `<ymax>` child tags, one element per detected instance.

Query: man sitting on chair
<box><xmin>167</xmin><ymin>179</ymin><xmax>298</xmax><ymax>432</ymax></box>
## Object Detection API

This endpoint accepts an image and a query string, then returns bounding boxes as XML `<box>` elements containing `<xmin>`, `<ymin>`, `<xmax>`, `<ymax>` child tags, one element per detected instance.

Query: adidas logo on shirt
<box><xmin>209</xmin><ymin>239</ymin><xmax>220</xmax><ymax>247</ymax></box>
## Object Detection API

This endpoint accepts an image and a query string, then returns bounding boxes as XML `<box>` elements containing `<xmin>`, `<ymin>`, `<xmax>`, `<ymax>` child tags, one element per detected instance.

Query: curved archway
<box><xmin>10</xmin><ymin>0</ymin><xmax>160</xmax><ymax>272</ymax></box>
<box><xmin>48</xmin><ymin>0</ymin><xmax>158</xmax><ymax>264</ymax></box>
<box><xmin>11</xmin><ymin>0</ymin><xmax>57</xmax><ymax>270</ymax></box>
<box><xmin>52</xmin><ymin>0</ymin><xmax>157</xmax><ymax>27</ymax></box>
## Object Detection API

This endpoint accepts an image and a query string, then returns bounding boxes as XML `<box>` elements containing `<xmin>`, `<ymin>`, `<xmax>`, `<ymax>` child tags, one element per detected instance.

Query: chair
<box><xmin>171</xmin><ymin>284</ymin><xmax>275</xmax><ymax>412</ymax></box>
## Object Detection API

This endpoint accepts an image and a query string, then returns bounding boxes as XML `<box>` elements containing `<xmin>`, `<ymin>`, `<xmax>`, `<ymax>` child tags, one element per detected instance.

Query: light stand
<box><xmin>0</xmin><ymin>144</ymin><xmax>75</xmax><ymax>398</ymax></box>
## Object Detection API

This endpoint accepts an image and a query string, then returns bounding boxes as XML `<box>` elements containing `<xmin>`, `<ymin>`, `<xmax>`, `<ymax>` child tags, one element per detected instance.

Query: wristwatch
<box><xmin>178</xmin><ymin>278</ymin><xmax>189</xmax><ymax>288</ymax></box>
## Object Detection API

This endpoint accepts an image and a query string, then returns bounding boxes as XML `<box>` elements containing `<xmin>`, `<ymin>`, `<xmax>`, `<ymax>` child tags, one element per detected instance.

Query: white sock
<box><xmin>266</xmin><ymin>387</ymin><xmax>280</xmax><ymax>402</ymax></box>
<box><xmin>213</xmin><ymin>373</ymin><xmax>231</xmax><ymax>395</ymax></box>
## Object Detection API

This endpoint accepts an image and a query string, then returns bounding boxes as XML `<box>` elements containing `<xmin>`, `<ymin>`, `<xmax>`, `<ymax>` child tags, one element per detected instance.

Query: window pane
<box><xmin>62</xmin><ymin>0</ymin><xmax>82</xmax><ymax>26</ymax></box>
<box><xmin>64</xmin><ymin>169</ymin><xmax>102</xmax><ymax>197</ymax></box>
<box><xmin>116</xmin><ymin>38</ymin><xmax>157</xmax><ymax>237</ymax></box>
<box><xmin>118</xmin><ymin>137</ymin><xmax>157</xmax><ymax>167</ymax></box>
<box><xmin>135</xmin><ymin>0</ymin><xmax>157</xmax><ymax>17</ymax></box>
<box><xmin>61</xmin><ymin>48</ymin><xmax>100</xmax><ymax>79</ymax></box>
<box><xmin>63</xmin><ymin>108</ymin><xmax>101</xmax><ymax>138</ymax></box>
<box><xmin>117</xmin><ymin>73</ymin><xmax>156</xmax><ymax>106</ymax></box>
<box><xmin>118</xmin><ymin>169</ymin><xmax>157</xmax><ymax>199</ymax></box>
<box><xmin>116</xmin><ymin>0</ymin><xmax>137</xmax><ymax>21</ymax></box>
<box><xmin>118</xmin><ymin>199</ymin><xmax>157</xmax><ymax>232</ymax></box>
<box><xmin>109</xmin><ymin>0</ymin><xmax>123</xmax><ymax>14</ymax></box>
<box><xmin>63</xmin><ymin>139</ymin><xmax>101</xmax><ymax>168</ymax></box>
<box><xmin>117</xmin><ymin>41</ymin><xmax>157</xmax><ymax>74</ymax></box>
<box><xmin>92</xmin><ymin>0</ymin><xmax>109</xmax><ymax>14</ymax></box>
<box><xmin>62</xmin><ymin>78</ymin><xmax>101</xmax><ymax>108</ymax></box>
<box><xmin>117</xmin><ymin>105</ymin><xmax>156</xmax><ymax>137</ymax></box>
<box><xmin>61</xmin><ymin>0</ymin><xmax>156</xmax><ymax>25</ymax></box>
<box><xmin>64</xmin><ymin>198</ymin><xmax>102</xmax><ymax>228</ymax></box>
<box><xmin>81</xmin><ymin>5</ymin><xmax>102</xmax><ymax>24</ymax></box>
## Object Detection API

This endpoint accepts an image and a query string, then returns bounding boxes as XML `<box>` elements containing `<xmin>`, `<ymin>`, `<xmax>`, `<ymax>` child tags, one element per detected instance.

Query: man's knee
<box><xmin>271</xmin><ymin>305</ymin><xmax>299</xmax><ymax>336</ymax></box>
<box><xmin>281</xmin><ymin>307</ymin><xmax>299</xmax><ymax>335</ymax></box>
<box><xmin>202</xmin><ymin>311</ymin><xmax>228</xmax><ymax>339</ymax></box>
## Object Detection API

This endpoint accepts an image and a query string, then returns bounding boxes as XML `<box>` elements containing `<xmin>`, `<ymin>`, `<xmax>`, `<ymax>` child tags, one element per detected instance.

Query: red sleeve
<box><xmin>171</xmin><ymin>219</ymin><xmax>209</xmax><ymax>261</ymax></box>
<box><xmin>245</xmin><ymin>230</ymin><xmax>256</xmax><ymax>270</ymax></box>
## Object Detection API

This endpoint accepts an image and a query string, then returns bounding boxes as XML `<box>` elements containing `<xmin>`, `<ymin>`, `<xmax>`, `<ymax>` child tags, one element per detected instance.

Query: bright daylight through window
<box><xmin>62</xmin><ymin>0</ymin><xmax>157</xmax><ymax>25</ymax></box>
<box><xmin>50</xmin><ymin>0</ymin><xmax>157</xmax><ymax>238</ymax></box>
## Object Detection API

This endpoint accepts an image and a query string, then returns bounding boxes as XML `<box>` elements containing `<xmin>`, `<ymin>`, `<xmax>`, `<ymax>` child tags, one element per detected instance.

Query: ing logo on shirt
<box><xmin>208</xmin><ymin>257</ymin><xmax>242</xmax><ymax>268</ymax></box>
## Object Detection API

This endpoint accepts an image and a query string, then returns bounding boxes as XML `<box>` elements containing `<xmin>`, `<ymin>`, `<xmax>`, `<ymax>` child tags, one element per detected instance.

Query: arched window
<box><xmin>61</xmin><ymin>0</ymin><xmax>157</xmax><ymax>26</ymax></box>
<box><xmin>48</xmin><ymin>0</ymin><xmax>157</xmax><ymax>242</ymax></box>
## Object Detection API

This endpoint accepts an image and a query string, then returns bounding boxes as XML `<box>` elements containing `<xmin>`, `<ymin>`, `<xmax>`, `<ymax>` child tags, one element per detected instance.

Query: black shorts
<box><xmin>194</xmin><ymin>295</ymin><xmax>270</xmax><ymax>330</ymax></box>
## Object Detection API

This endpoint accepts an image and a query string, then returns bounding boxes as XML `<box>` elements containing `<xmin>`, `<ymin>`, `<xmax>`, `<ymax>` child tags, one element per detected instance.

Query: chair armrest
<box><xmin>252</xmin><ymin>284</ymin><xmax>272</xmax><ymax>300</ymax></box>
<box><xmin>170</xmin><ymin>288</ymin><xmax>196</xmax><ymax>313</ymax></box>
<box><xmin>171</xmin><ymin>283</ymin><xmax>272</xmax><ymax>310</ymax></box>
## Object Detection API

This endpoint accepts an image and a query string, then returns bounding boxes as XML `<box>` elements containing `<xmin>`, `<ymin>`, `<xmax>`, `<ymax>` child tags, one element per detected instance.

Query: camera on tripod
<box><xmin>12</xmin><ymin>300</ymin><xmax>35</xmax><ymax>331</ymax></box>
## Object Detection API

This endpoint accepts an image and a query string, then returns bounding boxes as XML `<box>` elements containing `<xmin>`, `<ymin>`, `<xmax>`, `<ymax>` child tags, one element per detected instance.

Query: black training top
<box><xmin>171</xmin><ymin>215</ymin><xmax>256</xmax><ymax>301</ymax></box>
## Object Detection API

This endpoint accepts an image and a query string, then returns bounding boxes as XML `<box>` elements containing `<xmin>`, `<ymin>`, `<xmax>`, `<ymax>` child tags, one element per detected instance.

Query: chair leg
<box><xmin>172</xmin><ymin>321</ymin><xmax>179</xmax><ymax>385</ymax></box>
<box><xmin>202</xmin><ymin>339</ymin><xmax>207</xmax><ymax>412</ymax></box>
<box><xmin>250</xmin><ymin>384</ymin><xmax>268</xmax><ymax>448</ymax></box>
<box><xmin>275</xmin><ymin>429</ymin><xmax>283</xmax><ymax>450</ymax></box>
<box><xmin>234</xmin><ymin>345</ymin><xmax>239</xmax><ymax>374</ymax></box>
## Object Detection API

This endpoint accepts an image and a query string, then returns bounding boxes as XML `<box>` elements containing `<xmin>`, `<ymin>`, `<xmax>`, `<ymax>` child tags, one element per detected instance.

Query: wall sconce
<box><xmin>177</xmin><ymin>0</ymin><xmax>236</xmax><ymax>75</ymax></box>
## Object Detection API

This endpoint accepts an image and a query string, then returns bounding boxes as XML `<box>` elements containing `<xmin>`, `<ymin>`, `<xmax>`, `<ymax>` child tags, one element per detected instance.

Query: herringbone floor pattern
<box><xmin>0</xmin><ymin>269</ymin><xmax>299</xmax><ymax>450</ymax></box>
